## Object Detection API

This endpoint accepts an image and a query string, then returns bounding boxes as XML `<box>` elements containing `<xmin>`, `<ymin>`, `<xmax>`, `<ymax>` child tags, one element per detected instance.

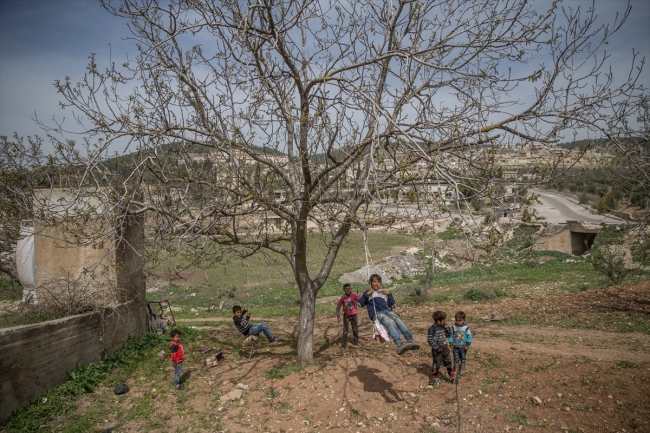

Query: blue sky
<box><xmin>1</xmin><ymin>0</ymin><xmax>649</xmax><ymax>153</ymax></box>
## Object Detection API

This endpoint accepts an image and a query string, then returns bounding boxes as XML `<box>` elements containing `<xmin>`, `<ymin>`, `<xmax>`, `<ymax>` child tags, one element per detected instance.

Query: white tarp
<box><xmin>16</xmin><ymin>226</ymin><xmax>36</xmax><ymax>289</ymax></box>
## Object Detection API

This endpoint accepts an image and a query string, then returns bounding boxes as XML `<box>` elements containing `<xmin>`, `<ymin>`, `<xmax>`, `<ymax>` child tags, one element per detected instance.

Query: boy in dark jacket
<box><xmin>170</xmin><ymin>328</ymin><xmax>185</xmax><ymax>390</ymax></box>
<box><xmin>427</xmin><ymin>311</ymin><xmax>455</xmax><ymax>385</ymax></box>
<box><xmin>358</xmin><ymin>274</ymin><xmax>420</xmax><ymax>355</ymax></box>
<box><xmin>233</xmin><ymin>305</ymin><xmax>280</xmax><ymax>343</ymax></box>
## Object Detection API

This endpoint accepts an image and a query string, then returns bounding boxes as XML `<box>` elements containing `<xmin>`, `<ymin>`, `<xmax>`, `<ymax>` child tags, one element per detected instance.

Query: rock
<box><xmin>409</xmin><ymin>392</ymin><xmax>417</xmax><ymax>398</ymax></box>
<box><xmin>339</xmin><ymin>266</ymin><xmax>391</xmax><ymax>284</ymax></box>
<box><xmin>113</xmin><ymin>384</ymin><xmax>129</xmax><ymax>395</ymax></box>
<box><xmin>99</xmin><ymin>421</ymin><xmax>120</xmax><ymax>432</ymax></box>
<box><xmin>157</xmin><ymin>350</ymin><xmax>166</xmax><ymax>357</ymax></box>
<box><xmin>482</xmin><ymin>310</ymin><xmax>503</xmax><ymax>321</ymax></box>
<box><xmin>190</xmin><ymin>308</ymin><xmax>197</xmax><ymax>313</ymax></box>
<box><xmin>235</xmin><ymin>383</ymin><xmax>249</xmax><ymax>390</ymax></box>
<box><xmin>219</xmin><ymin>388</ymin><xmax>243</xmax><ymax>403</ymax></box>
<box><xmin>533</xmin><ymin>396</ymin><xmax>543</xmax><ymax>405</ymax></box>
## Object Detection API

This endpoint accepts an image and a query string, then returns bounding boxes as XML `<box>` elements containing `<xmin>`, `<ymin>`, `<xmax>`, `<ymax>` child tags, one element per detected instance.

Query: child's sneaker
<box><xmin>396</xmin><ymin>343</ymin><xmax>410</xmax><ymax>355</ymax></box>
<box><xmin>408</xmin><ymin>340</ymin><xmax>420</xmax><ymax>350</ymax></box>
<box><xmin>270</xmin><ymin>337</ymin><xmax>281</xmax><ymax>343</ymax></box>
<box><xmin>428</xmin><ymin>377</ymin><xmax>437</xmax><ymax>386</ymax></box>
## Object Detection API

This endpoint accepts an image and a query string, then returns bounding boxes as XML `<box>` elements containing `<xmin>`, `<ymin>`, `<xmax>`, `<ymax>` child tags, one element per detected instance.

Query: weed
<box><xmin>278</xmin><ymin>402</ymin><xmax>293</xmax><ymax>411</ymax></box>
<box><xmin>266</xmin><ymin>363</ymin><xmax>304</xmax><ymax>379</ymax></box>
<box><xmin>505</xmin><ymin>411</ymin><xmax>528</xmax><ymax>424</ymax></box>
<box><xmin>486</xmin><ymin>354</ymin><xmax>502</xmax><ymax>368</ymax></box>
<box><xmin>265</xmin><ymin>387</ymin><xmax>281</xmax><ymax>399</ymax></box>
<box><xmin>618</xmin><ymin>361</ymin><xmax>637</xmax><ymax>369</ymax></box>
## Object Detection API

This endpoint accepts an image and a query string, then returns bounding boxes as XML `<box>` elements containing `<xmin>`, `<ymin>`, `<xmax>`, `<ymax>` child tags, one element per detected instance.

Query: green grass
<box><xmin>151</xmin><ymin>231</ymin><xmax>416</xmax><ymax>319</ymax></box>
<box><xmin>266</xmin><ymin>362</ymin><xmax>305</xmax><ymax>379</ymax></box>
<box><xmin>1</xmin><ymin>331</ymin><xmax>171</xmax><ymax>432</ymax></box>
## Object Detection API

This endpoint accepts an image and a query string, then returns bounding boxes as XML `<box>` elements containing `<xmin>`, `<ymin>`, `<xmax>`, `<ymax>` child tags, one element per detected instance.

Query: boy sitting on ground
<box><xmin>232</xmin><ymin>305</ymin><xmax>280</xmax><ymax>343</ymax></box>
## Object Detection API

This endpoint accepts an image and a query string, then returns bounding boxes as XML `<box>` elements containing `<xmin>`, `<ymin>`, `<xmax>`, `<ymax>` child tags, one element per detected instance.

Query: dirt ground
<box><xmin>83</xmin><ymin>282</ymin><xmax>649</xmax><ymax>433</ymax></box>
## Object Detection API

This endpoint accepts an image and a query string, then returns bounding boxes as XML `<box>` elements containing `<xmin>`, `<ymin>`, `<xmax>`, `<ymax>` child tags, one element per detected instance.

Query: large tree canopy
<box><xmin>21</xmin><ymin>0</ymin><xmax>646</xmax><ymax>363</ymax></box>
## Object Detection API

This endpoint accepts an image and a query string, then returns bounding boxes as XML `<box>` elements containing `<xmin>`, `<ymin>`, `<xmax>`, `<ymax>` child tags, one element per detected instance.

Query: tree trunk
<box><xmin>296</xmin><ymin>286</ymin><xmax>316</xmax><ymax>365</ymax></box>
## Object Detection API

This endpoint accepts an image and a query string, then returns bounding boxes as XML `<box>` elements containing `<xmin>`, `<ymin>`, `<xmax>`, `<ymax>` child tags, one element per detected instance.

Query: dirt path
<box><xmin>180</xmin><ymin>317</ymin><xmax>650</xmax><ymax>364</ymax></box>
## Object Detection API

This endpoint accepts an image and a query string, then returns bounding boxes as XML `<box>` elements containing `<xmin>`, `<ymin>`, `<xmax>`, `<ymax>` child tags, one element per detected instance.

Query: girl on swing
<box><xmin>358</xmin><ymin>273</ymin><xmax>421</xmax><ymax>355</ymax></box>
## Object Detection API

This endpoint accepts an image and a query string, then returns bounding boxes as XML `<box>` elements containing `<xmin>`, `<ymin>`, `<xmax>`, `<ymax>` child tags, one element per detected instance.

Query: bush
<box><xmin>589</xmin><ymin>226</ymin><xmax>632</xmax><ymax>285</ymax></box>
<box><xmin>463</xmin><ymin>288</ymin><xmax>496</xmax><ymax>301</ymax></box>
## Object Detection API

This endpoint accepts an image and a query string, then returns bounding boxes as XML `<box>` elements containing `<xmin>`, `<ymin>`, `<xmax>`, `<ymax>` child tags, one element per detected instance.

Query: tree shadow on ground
<box><xmin>348</xmin><ymin>365</ymin><xmax>403</xmax><ymax>403</ymax></box>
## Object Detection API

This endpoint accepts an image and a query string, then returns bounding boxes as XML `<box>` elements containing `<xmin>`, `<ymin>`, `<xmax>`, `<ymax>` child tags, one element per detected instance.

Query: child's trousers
<box><xmin>431</xmin><ymin>347</ymin><xmax>454</xmax><ymax>378</ymax></box>
<box><xmin>342</xmin><ymin>314</ymin><xmax>359</xmax><ymax>345</ymax></box>
<box><xmin>453</xmin><ymin>346</ymin><xmax>468</xmax><ymax>363</ymax></box>
<box><xmin>173</xmin><ymin>361</ymin><xmax>183</xmax><ymax>386</ymax></box>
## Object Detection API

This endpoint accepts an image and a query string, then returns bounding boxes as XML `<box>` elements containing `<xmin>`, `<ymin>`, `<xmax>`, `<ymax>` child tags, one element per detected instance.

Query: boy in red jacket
<box><xmin>170</xmin><ymin>329</ymin><xmax>185</xmax><ymax>390</ymax></box>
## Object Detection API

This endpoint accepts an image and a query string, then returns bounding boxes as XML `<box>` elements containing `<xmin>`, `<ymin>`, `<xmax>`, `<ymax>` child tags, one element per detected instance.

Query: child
<box><xmin>336</xmin><ymin>283</ymin><xmax>360</xmax><ymax>348</ymax></box>
<box><xmin>232</xmin><ymin>305</ymin><xmax>280</xmax><ymax>343</ymax></box>
<box><xmin>170</xmin><ymin>328</ymin><xmax>185</xmax><ymax>390</ymax></box>
<box><xmin>427</xmin><ymin>311</ymin><xmax>455</xmax><ymax>385</ymax></box>
<box><xmin>449</xmin><ymin>311</ymin><xmax>472</xmax><ymax>378</ymax></box>
<box><xmin>358</xmin><ymin>274</ymin><xmax>420</xmax><ymax>355</ymax></box>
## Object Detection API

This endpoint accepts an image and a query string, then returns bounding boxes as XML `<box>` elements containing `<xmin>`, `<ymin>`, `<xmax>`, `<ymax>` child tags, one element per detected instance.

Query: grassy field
<box><xmin>147</xmin><ymin>230</ymin><xmax>417</xmax><ymax>318</ymax></box>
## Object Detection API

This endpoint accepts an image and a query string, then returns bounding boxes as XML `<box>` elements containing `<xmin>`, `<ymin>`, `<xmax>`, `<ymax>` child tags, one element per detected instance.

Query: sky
<box><xmin>1</xmin><ymin>0</ymin><xmax>649</xmax><ymax>154</ymax></box>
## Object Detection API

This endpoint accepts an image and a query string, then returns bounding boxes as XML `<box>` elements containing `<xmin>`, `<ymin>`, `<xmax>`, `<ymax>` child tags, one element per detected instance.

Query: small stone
<box><xmin>99</xmin><ymin>421</ymin><xmax>120</xmax><ymax>431</ymax></box>
<box><xmin>557</xmin><ymin>393</ymin><xmax>562</xmax><ymax>398</ymax></box>
<box><xmin>608</xmin><ymin>395</ymin><xmax>613</xmax><ymax>399</ymax></box>
<box><xmin>504</xmin><ymin>426</ymin><xmax>510</xmax><ymax>432</ymax></box>
<box><xmin>565</xmin><ymin>406</ymin><xmax>571</xmax><ymax>412</ymax></box>
<box><xmin>409</xmin><ymin>392</ymin><xmax>417</xmax><ymax>398</ymax></box>
<box><xmin>533</xmin><ymin>396</ymin><xmax>543</xmax><ymax>405</ymax></box>
<box><xmin>235</xmin><ymin>383</ymin><xmax>249</xmax><ymax>390</ymax></box>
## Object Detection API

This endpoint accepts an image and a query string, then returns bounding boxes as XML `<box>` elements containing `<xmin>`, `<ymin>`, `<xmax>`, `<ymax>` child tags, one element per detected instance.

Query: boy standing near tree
<box><xmin>336</xmin><ymin>283</ymin><xmax>360</xmax><ymax>349</ymax></box>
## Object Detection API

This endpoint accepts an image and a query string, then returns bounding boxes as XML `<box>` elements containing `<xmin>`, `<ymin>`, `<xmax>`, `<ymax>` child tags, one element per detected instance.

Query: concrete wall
<box><xmin>533</xmin><ymin>228</ymin><xmax>572</xmax><ymax>254</ymax></box>
<box><xmin>0</xmin><ymin>300</ymin><xmax>148</xmax><ymax>422</ymax></box>
<box><xmin>33</xmin><ymin>221</ymin><xmax>117</xmax><ymax>305</ymax></box>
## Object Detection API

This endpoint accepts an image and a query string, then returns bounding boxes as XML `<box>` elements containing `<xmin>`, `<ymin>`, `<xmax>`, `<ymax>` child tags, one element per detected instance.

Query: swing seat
<box><xmin>372</xmin><ymin>320</ymin><xmax>392</xmax><ymax>343</ymax></box>
<box><xmin>243</xmin><ymin>334</ymin><xmax>259</xmax><ymax>346</ymax></box>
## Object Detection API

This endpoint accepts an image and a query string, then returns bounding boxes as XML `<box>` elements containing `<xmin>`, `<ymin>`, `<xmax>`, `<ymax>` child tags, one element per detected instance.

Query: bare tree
<box><xmin>31</xmin><ymin>0</ymin><xmax>646</xmax><ymax>363</ymax></box>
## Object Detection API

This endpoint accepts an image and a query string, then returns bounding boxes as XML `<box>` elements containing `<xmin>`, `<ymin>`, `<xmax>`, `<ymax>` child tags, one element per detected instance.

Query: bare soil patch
<box><xmin>69</xmin><ymin>283</ymin><xmax>650</xmax><ymax>433</ymax></box>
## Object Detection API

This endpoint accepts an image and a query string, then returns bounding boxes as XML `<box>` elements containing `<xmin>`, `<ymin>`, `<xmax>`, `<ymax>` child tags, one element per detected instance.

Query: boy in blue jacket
<box><xmin>449</xmin><ymin>311</ymin><xmax>472</xmax><ymax>378</ymax></box>
<box><xmin>358</xmin><ymin>274</ymin><xmax>420</xmax><ymax>355</ymax></box>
